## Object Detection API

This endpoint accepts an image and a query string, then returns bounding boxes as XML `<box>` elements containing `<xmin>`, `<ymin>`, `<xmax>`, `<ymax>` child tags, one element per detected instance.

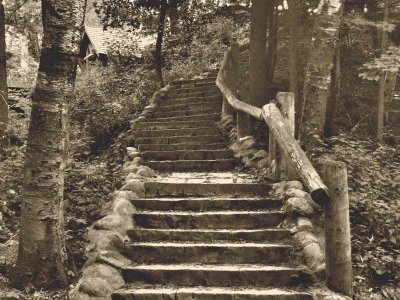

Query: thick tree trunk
<box><xmin>287</xmin><ymin>0</ymin><xmax>299</xmax><ymax>129</ymax></box>
<box><xmin>266</xmin><ymin>0</ymin><xmax>277</xmax><ymax>83</ymax></box>
<box><xmin>12</xmin><ymin>0</ymin><xmax>86</xmax><ymax>289</ymax></box>
<box><xmin>376</xmin><ymin>0</ymin><xmax>389</xmax><ymax>143</ymax></box>
<box><xmin>0</xmin><ymin>0</ymin><xmax>8</xmax><ymax>150</ymax></box>
<box><xmin>249</xmin><ymin>0</ymin><xmax>268</xmax><ymax>108</ymax></box>
<box><xmin>299</xmin><ymin>0</ymin><xmax>343</xmax><ymax>144</ymax></box>
<box><xmin>155</xmin><ymin>0</ymin><xmax>167</xmax><ymax>87</ymax></box>
<box><xmin>168</xmin><ymin>0</ymin><xmax>178</xmax><ymax>35</ymax></box>
<box><xmin>324</xmin><ymin>29</ymin><xmax>342</xmax><ymax>137</ymax></box>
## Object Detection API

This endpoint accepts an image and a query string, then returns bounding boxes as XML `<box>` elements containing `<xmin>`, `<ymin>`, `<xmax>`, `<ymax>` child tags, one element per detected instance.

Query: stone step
<box><xmin>124</xmin><ymin>242</ymin><xmax>293</xmax><ymax>264</ymax></box>
<box><xmin>160</xmin><ymin>95</ymin><xmax>222</xmax><ymax>106</ymax></box>
<box><xmin>172</xmin><ymin>77</ymin><xmax>216</xmax><ymax>86</ymax></box>
<box><xmin>135</xmin><ymin>135</ymin><xmax>224</xmax><ymax>145</ymax></box>
<box><xmin>142</xmin><ymin>149</ymin><xmax>233</xmax><ymax>161</ymax></box>
<box><xmin>133</xmin><ymin>127</ymin><xmax>220</xmax><ymax>138</ymax></box>
<box><xmin>172</xmin><ymin>85</ymin><xmax>219</xmax><ymax>94</ymax></box>
<box><xmin>158</xmin><ymin>100</ymin><xmax>221</xmax><ymax>112</ymax></box>
<box><xmin>169</xmin><ymin>90</ymin><xmax>221</xmax><ymax>100</ymax></box>
<box><xmin>137</xmin><ymin>143</ymin><xmax>227</xmax><ymax>152</ymax></box>
<box><xmin>149</xmin><ymin>112</ymin><xmax>220</xmax><ymax>123</ymax></box>
<box><xmin>112</xmin><ymin>286</ymin><xmax>313</xmax><ymax>300</ymax></box>
<box><xmin>120</xmin><ymin>264</ymin><xmax>310</xmax><ymax>287</ymax></box>
<box><xmin>134</xmin><ymin>120</ymin><xmax>218</xmax><ymax>130</ymax></box>
<box><xmin>132</xmin><ymin>210</ymin><xmax>284</xmax><ymax>229</ymax></box>
<box><xmin>145</xmin><ymin>159</ymin><xmax>236</xmax><ymax>172</ymax></box>
<box><xmin>143</xmin><ymin>182</ymin><xmax>272</xmax><ymax>198</ymax></box>
<box><xmin>128</xmin><ymin>228</ymin><xmax>291</xmax><ymax>242</ymax></box>
<box><xmin>154</xmin><ymin>107</ymin><xmax>220</xmax><ymax>119</ymax></box>
<box><xmin>130</xmin><ymin>197</ymin><xmax>282</xmax><ymax>211</ymax></box>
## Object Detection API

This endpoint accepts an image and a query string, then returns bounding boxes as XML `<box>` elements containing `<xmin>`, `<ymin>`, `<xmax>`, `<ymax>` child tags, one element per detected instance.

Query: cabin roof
<box><xmin>85</xmin><ymin>25</ymin><xmax>108</xmax><ymax>55</ymax></box>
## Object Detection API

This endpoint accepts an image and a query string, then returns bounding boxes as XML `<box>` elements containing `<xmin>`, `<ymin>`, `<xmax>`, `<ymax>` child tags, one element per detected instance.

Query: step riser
<box><xmin>142</xmin><ymin>150</ymin><xmax>233</xmax><ymax>161</ymax></box>
<box><xmin>169</xmin><ymin>91</ymin><xmax>221</xmax><ymax>100</ymax></box>
<box><xmin>161</xmin><ymin>96</ymin><xmax>222</xmax><ymax>106</ymax></box>
<box><xmin>172</xmin><ymin>78</ymin><xmax>216</xmax><ymax>86</ymax></box>
<box><xmin>149</xmin><ymin>113</ymin><xmax>220</xmax><ymax>122</ymax></box>
<box><xmin>132</xmin><ymin>212</ymin><xmax>284</xmax><ymax>229</ymax></box>
<box><xmin>145</xmin><ymin>160</ymin><xmax>236</xmax><ymax>172</ymax></box>
<box><xmin>122</xmin><ymin>268</ymin><xmax>304</xmax><ymax>287</ymax></box>
<box><xmin>135</xmin><ymin>135</ymin><xmax>223</xmax><ymax>145</ymax></box>
<box><xmin>137</xmin><ymin>143</ymin><xmax>226</xmax><ymax>152</ymax></box>
<box><xmin>144</xmin><ymin>182</ymin><xmax>272</xmax><ymax>198</ymax></box>
<box><xmin>112</xmin><ymin>292</ymin><xmax>313</xmax><ymax>300</ymax></box>
<box><xmin>130</xmin><ymin>198</ymin><xmax>282</xmax><ymax>211</ymax></box>
<box><xmin>133</xmin><ymin>121</ymin><xmax>217</xmax><ymax>130</ymax></box>
<box><xmin>133</xmin><ymin>127</ymin><xmax>220</xmax><ymax>138</ymax></box>
<box><xmin>158</xmin><ymin>101</ymin><xmax>221</xmax><ymax>112</ymax></box>
<box><xmin>128</xmin><ymin>228</ymin><xmax>291</xmax><ymax>242</ymax></box>
<box><xmin>172</xmin><ymin>86</ymin><xmax>219</xmax><ymax>94</ymax></box>
<box><xmin>154</xmin><ymin>108</ymin><xmax>220</xmax><ymax>118</ymax></box>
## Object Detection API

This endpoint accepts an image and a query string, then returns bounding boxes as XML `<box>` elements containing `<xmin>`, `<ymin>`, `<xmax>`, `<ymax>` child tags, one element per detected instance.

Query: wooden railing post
<box><xmin>221</xmin><ymin>50</ymin><xmax>235</xmax><ymax>117</ymax></box>
<box><xmin>231</xmin><ymin>40</ymin><xmax>251</xmax><ymax>139</ymax></box>
<box><xmin>276</xmin><ymin>92</ymin><xmax>295</xmax><ymax>180</ymax></box>
<box><xmin>323</xmin><ymin>161</ymin><xmax>353</xmax><ymax>297</ymax></box>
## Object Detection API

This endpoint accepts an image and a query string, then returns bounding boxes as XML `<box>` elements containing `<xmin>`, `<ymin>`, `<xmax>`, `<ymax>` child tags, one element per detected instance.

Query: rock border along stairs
<box><xmin>112</xmin><ymin>71</ymin><xmax>314</xmax><ymax>299</ymax></box>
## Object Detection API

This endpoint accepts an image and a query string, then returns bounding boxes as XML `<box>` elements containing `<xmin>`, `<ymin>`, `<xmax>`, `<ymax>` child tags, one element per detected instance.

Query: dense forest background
<box><xmin>0</xmin><ymin>0</ymin><xmax>399</xmax><ymax>299</ymax></box>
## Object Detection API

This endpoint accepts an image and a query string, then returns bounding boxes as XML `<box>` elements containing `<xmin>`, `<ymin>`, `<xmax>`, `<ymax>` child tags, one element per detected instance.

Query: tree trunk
<box><xmin>287</xmin><ymin>0</ymin><xmax>299</xmax><ymax>130</ymax></box>
<box><xmin>384</xmin><ymin>71</ymin><xmax>397</xmax><ymax>124</ymax></box>
<box><xmin>266</xmin><ymin>0</ymin><xmax>277</xmax><ymax>83</ymax></box>
<box><xmin>376</xmin><ymin>0</ymin><xmax>389</xmax><ymax>143</ymax></box>
<box><xmin>155</xmin><ymin>0</ymin><xmax>167</xmax><ymax>87</ymax></box>
<box><xmin>299</xmin><ymin>0</ymin><xmax>343</xmax><ymax>144</ymax></box>
<box><xmin>324</xmin><ymin>28</ymin><xmax>342</xmax><ymax>137</ymax></box>
<box><xmin>0</xmin><ymin>0</ymin><xmax>8</xmax><ymax>151</ymax></box>
<box><xmin>12</xmin><ymin>0</ymin><xmax>86</xmax><ymax>289</ymax></box>
<box><xmin>249</xmin><ymin>0</ymin><xmax>268</xmax><ymax>108</ymax></box>
<box><xmin>168</xmin><ymin>0</ymin><xmax>178</xmax><ymax>35</ymax></box>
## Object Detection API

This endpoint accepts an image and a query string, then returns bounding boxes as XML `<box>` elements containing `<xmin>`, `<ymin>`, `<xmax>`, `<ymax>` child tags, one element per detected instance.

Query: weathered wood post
<box><xmin>222</xmin><ymin>50</ymin><xmax>235</xmax><ymax>117</ymax></box>
<box><xmin>323</xmin><ymin>160</ymin><xmax>353</xmax><ymax>297</ymax></box>
<box><xmin>276</xmin><ymin>92</ymin><xmax>295</xmax><ymax>180</ymax></box>
<box><xmin>232</xmin><ymin>41</ymin><xmax>251</xmax><ymax>139</ymax></box>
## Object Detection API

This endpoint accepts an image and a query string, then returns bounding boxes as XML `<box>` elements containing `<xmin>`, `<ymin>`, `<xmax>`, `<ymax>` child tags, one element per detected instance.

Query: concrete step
<box><xmin>161</xmin><ymin>95</ymin><xmax>222</xmax><ymax>106</ymax></box>
<box><xmin>142</xmin><ymin>149</ymin><xmax>233</xmax><ymax>161</ymax></box>
<box><xmin>143</xmin><ymin>182</ymin><xmax>272</xmax><ymax>198</ymax></box>
<box><xmin>112</xmin><ymin>286</ymin><xmax>313</xmax><ymax>300</ymax></box>
<box><xmin>172</xmin><ymin>77</ymin><xmax>216</xmax><ymax>86</ymax></box>
<box><xmin>120</xmin><ymin>264</ymin><xmax>310</xmax><ymax>287</ymax></box>
<box><xmin>124</xmin><ymin>242</ymin><xmax>293</xmax><ymax>264</ymax></box>
<box><xmin>133</xmin><ymin>127</ymin><xmax>220</xmax><ymax>138</ymax></box>
<box><xmin>128</xmin><ymin>228</ymin><xmax>291</xmax><ymax>242</ymax></box>
<box><xmin>172</xmin><ymin>85</ymin><xmax>219</xmax><ymax>94</ymax></box>
<box><xmin>158</xmin><ymin>100</ymin><xmax>221</xmax><ymax>112</ymax></box>
<box><xmin>154</xmin><ymin>107</ymin><xmax>220</xmax><ymax>119</ymax></box>
<box><xmin>133</xmin><ymin>120</ymin><xmax>218</xmax><ymax>130</ymax></box>
<box><xmin>145</xmin><ymin>159</ymin><xmax>236</xmax><ymax>172</ymax></box>
<box><xmin>169</xmin><ymin>90</ymin><xmax>221</xmax><ymax>100</ymax></box>
<box><xmin>137</xmin><ymin>143</ymin><xmax>227</xmax><ymax>152</ymax></box>
<box><xmin>135</xmin><ymin>135</ymin><xmax>224</xmax><ymax>145</ymax></box>
<box><xmin>130</xmin><ymin>197</ymin><xmax>282</xmax><ymax>211</ymax></box>
<box><xmin>132</xmin><ymin>210</ymin><xmax>284</xmax><ymax>229</ymax></box>
<box><xmin>149</xmin><ymin>112</ymin><xmax>220</xmax><ymax>123</ymax></box>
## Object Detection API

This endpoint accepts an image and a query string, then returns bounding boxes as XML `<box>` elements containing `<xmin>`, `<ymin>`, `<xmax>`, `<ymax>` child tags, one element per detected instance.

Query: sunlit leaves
<box><xmin>359</xmin><ymin>47</ymin><xmax>400</xmax><ymax>81</ymax></box>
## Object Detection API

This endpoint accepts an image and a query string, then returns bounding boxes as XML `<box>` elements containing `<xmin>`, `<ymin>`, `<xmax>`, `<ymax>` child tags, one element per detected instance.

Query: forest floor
<box><xmin>0</xmin><ymin>96</ymin><xmax>399</xmax><ymax>299</ymax></box>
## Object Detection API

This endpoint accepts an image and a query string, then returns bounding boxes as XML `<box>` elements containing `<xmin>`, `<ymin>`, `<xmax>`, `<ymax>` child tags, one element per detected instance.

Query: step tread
<box><xmin>123</xmin><ymin>264</ymin><xmax>302</xmax><ymax>271</ymax></box>
<box><xmin>134</xmin><ymin>210</ymin><xmax>283</xmax><ymax>216</ymax></box>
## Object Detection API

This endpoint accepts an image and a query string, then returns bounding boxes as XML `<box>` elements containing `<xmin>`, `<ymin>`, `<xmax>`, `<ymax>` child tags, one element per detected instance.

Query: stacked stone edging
<box><xmin>69</xmin><ymin>85</ymin><xmax>170</xmax><ymax>300</ymax></box>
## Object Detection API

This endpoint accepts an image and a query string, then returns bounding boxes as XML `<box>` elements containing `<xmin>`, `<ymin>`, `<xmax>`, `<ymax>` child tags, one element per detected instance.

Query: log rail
<box><xmin>216</xmin><ymin>40</ymin><xmax>352</xmax><ymax>297</ymax></box>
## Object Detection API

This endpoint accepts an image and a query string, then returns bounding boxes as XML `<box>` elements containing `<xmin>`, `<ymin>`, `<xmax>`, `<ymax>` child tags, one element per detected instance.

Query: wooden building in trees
<box><xmin>79</xmin><ymin>26</ymin><xmax>109</xmax><ymax>69</ymax></box>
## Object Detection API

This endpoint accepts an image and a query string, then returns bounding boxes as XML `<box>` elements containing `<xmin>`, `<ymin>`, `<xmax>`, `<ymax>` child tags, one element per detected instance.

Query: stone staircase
<box><xmin>112</xmin><ymin>73</ymin><xmax>313</xmax><ymax>299</ymax></box>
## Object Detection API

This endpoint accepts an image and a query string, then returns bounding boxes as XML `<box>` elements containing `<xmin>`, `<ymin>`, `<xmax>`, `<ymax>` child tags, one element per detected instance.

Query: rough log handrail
<box><xmin>216</xmin><ymin>41</ymin><xmax>330</xmax><ymax>205</ymax></box>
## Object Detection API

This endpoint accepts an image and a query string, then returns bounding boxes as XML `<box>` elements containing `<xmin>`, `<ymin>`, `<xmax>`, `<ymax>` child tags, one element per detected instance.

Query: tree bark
<box><xmin>287</xmin><ymin>0</ymin><xmax>299</xmax><ymax>129</ymax></box>
<box><xmin>249</xmin><ymin>0</ymin><xmax>268</xmax><ymax>108</ymax></box>
<box><xmin>12</xmin><ymin>0</ymin><xmax>86</xmax><ymax>289</ymax></box>
<box><xmin>376</xmin><ymin>0</ymin><xmax>389</xmax><ymax>143</ymax></box>
<box><xmin>168</xmin><ymin>0</ymin><xmax>178</xmax><ymax>35</ymax></box>
<box><xmin>0</xmin><ymin>0</ymin><xmax>8</xmax><ymax>150</ymax></box>
<box><xmin>155</xmin><ymin>0</ymin><xmax>167</xmax><ymax>87</ymax></box>
<box><xmin>266</xmin><ymin>0</ymin><xmax>277</xmax><ymax>83</ymax></box>
<box><xmin>299</xmin><ymin>0</ymin><xmax>343</xmax><ymax>144</ymax></box>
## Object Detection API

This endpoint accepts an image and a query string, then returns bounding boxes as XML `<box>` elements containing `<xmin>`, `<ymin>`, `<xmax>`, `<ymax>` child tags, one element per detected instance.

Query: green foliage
<box><xmin>359</xmin><ymin>46</ymin><xmax>400</xmax><ymax>81</ymax></box>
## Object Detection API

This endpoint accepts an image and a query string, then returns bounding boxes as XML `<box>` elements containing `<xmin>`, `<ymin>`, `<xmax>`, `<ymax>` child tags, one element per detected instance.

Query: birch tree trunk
<box><xmin>12</xmin><ymin>0</ymin><xmax>86</xmax><ymax>289</ymax></box>
<box><xmin>249</xmin><ymin>0</ymin><xmax>268</xmax><ymax>108</ymax></box>
<box><xmin>299</xmin><ymin>0</ymin><xmax>343</xmax><ymax>144</ymax></box>
<box><xmin>155</xmin><ymin>0</ymin><xmax>167</xmax><ymax>87</ymax></box>
<box><xmin>168</xmin><ymin>0</ymin><xmax>178</xmax><ymax>35</ymax></box>
<box><xmin>0</xmin><ymin>0</ymin><xmax>8</xmax><ymax>148</ymax></box>
<box><xmin>287</xmin><ymin>0</ymin><xmax>298</xmax><ymax>128</ymax></box>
